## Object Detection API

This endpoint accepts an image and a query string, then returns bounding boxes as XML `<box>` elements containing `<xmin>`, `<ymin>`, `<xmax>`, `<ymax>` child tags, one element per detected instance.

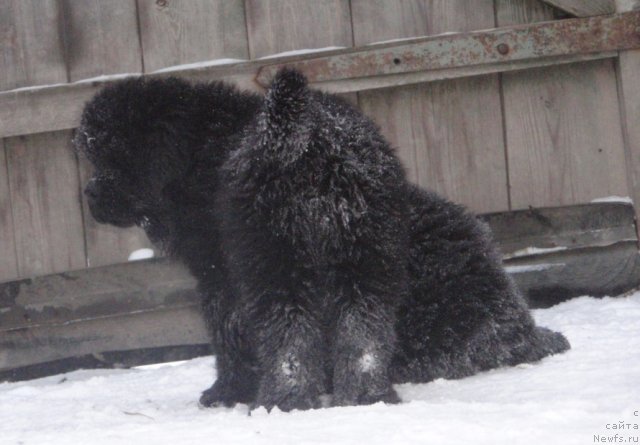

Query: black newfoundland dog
<box><xmin>75</xmin><ymin>70</ymin><xmax>569</xmax><ymax>411</ymax></box>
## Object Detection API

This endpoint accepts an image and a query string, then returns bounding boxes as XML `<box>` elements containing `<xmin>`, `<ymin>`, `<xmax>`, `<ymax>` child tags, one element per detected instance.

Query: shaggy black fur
<box><xmin>75</xmin><ymin>71</ymin><xmax>569</xmax><ymax>412</ymax></box>
<box><xmin>393</xmin><ymin>185</ymin><xmax>570</xmax><ymax>383</ymax></box>
<box><xmin>75</xmin><ymin>77</ymin><xmax>263</xmax><ymax>405</ymax></box>
<box><xmin>215</xmin><ymin>70</ymin><xmax>408</xmax><ymax>410</ymax></box>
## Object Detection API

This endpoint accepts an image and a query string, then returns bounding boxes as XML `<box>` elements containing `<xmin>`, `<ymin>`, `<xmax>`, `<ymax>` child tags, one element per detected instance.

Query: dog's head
<box><xmin>75</xmin><ymin>77</ymin><xmax>201</xmax><ymax>233</ymax></box>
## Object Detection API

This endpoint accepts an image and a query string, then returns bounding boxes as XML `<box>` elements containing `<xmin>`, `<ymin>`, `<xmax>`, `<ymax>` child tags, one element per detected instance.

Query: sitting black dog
<box><xmin>76</xmin><ymin>77</ymin><xmax>263</xmax><ymax>406</ymax></box>
<box><xmin>216</xmin><ymin>69</ymin><xmax>409</xmax><ymax>409</ymax></box>
<box><xmin>75</xmin><ymin>72</ymin><xmax>569</xmax><ymax>411</ymax></box>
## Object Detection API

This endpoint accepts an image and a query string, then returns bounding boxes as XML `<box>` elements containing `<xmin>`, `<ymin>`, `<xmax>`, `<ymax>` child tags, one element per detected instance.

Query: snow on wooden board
<box><xmin>1</xmin><ymin>293</ymin><xmax>639</xmax><ymax>445</ymax></box>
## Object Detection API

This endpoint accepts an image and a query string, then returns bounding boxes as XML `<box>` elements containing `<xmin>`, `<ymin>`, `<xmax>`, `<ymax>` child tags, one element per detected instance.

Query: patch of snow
<box><xmin>135</xmin><ymin>361</ymin><xmax>188</xmax><ymax>371</ymax></box>
<box><xmin>74</xmin><ymin>73</ymin><xmax>142</xmax><ymax>84</ymax></box>
<box><xmin>258</xmin><ymin>47</ymin><xmax>346</xmax><ymax>60</ymax></box>
<box><xmin>152</xmin><ymin>59</ymin><xmax>247</xmax><ymax>74</ymax></box>
<box><xmin>1</xmin><ymin>293</ymin><xmax>639</xmax><ymax>444</ymax></box>
<box><xmin>366</xmin><ymin>36</ymin><xmax>423</xmax><ymax>46</ymax></box>
<box><xmin>281</xmin><ymin>356</ymin><xmax>300</xmax><ymax>378</ymax></box>
<box><xmin>128</xmin><ymin>248</ymin><xmax>154</xmax><ymax>261</ymax></box>
<box><xmin>1</xmin><ymin>82</ymin><xmax>69</xmax><ymax>95</ymax></box>
<box><xmin>504</xmin><ymin>246</ymin><xmax>568</xmax><ymax>259</ymax></box>
<box><xmin>1</xmin><ymin>73</ymin><xmax>143</xmax><ymax>95</ymax></box>
<box><xmin>504</xmin><ymin>263</ymin><xmax>565</xmax><ymax>274</ymax></box>
<box><xmin>358</xmin><ymin>352</ymin><xmax>377</xmax><ymax>373</ymax></box>
<box><xmin>590</xmin><ymin>196</ymin><xmax>634</xmax><ymax>204</ymax></box>
<box><xmin>366</xmin><ymin>32</ymin><xmax>458</xmax><ymax>46</ymax></box>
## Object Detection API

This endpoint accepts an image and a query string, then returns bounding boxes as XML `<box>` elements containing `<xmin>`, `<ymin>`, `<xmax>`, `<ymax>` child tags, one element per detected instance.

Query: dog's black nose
<box><xmin>84</xmin><ymin>178</ymin><xmax>99</xmax><ymax>199</ymax></box>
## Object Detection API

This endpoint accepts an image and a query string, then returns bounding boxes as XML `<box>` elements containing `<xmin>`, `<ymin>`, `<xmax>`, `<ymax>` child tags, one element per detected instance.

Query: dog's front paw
<box><xmin>339</xmin><ymin>387</ymin><xmax>401</xmax><ymax>407</ymax></box>
<box><xmin>331</xmin><ymin>350</ymin><xmax>401</xmax><ymax>407</ymax></box>
<box><xmin>199</xmin><ymin>380</ymin><xmax>250</xmax><ymax>408</ymax></box>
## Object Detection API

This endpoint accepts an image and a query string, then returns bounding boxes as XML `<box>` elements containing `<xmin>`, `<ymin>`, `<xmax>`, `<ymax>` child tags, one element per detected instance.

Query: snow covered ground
<box><xmin>1</xmin><ymin>293</ymin><xmax>639</xmax><ymax>445</ymax></box>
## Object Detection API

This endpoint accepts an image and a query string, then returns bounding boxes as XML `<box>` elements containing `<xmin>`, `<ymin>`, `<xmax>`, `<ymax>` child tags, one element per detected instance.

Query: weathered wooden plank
<box><xmin>0</xmin><ymin>306</ymin><xmax>208</xmax><ymax>371</ymax></box>
<box><xmin>245</xmin><ymin>0</ymin><xmax>353</xmax><ymax>59</ymax></box>
<box><xmin>480</xmin><ymin>202</ymin><xmax>637</xmax><ymax>255</ymax></box>
<box><xmin>504</xmin><ymin>59</ymin><xmax>629</xmax><ymax>208</ymax></box>
<box><xmin>0</xmin><ymin>0</ymin><xmax>67</xmax><ymax>91</ymax></box>
<box><xmin>136</xmin><ymin>0</ymin><xmax>248</xmax><ymax>72</ymax></box>
<box><xmin>541</xmin><ymin>0</ymin><xmax>615</xmax><ymax>17</ymax></box>
<box><xmin>506</xmin><ymin>241</ymin><xmax>640</xmax><ymax>308</ymax></box>
<box><xmin>0</xmin><ymin>344</ymin><xmax>210</xmax><ymax>382</ymax></box>
<box><xmin>496</xmin><ymin>0</ymin><xmax>558</xmax><ymax>24</ymax></box>
<box><xmin>0</xmin><ymin>258</ymin><xmax>205</xmax><ymax>378</ymax></box>
<box><xmin>359</xmin><ymin>77</ymin><xmax>510</xmax><ymax>212</ymax></box>
<box><xmin>354</xmin><ymin>0</ymin><xmax>508</xmax><ymax>213</ymax></box>
<box><xmin>0</xmin><ymin>0</ymin><xmax>86</xmax><ymax>280</ymax></box>
<box><xmin>5</xmin><ymin>132</ymin><xmax>86</xmax><ymax>278</ymax></box>
<box><xmin>0</xmin><ymin>258</ymin><xmax>196</xmax><ymax>331</ymax></box>
<box><xmin>0</xmin><ymin>141</ymin><xmax>19</xmax><ymax>282</ymax></box>
<box><xmin>498</xmin><ymin>1</ymin><xmax>630</xmax><ymax>209</ymax></box>
<box><xmin>616</xmin><ymin>0</ymin><xmax>640</xmax><ymax>234</ymax></box>
<box><xmin>3</xmin><ymin>12</ymin><xmax>640</xmax><ymax>138</ymax></box>
<box><xmin>616</xmin><ymin>0</ymin><xmax>640</xmax><ymax>11</ymax></box>
<box><xmin>61</xmin><ymin>0</ymin><xmax>143</xmax><ymax>81</ymax></box>
<box><xmin>351</xmin><ymin>0</ymin><xmax>490</xmax><ymax>45</ymax></box>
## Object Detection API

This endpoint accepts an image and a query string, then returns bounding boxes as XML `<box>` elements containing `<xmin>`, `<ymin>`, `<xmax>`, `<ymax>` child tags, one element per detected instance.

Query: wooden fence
<box><xmin>1</xmin><ymin>0</ymin><xmax>639</xmax><ymax>285</ymax></box>
<box><xmin>3</xmin><ymin>200</ymin><xmax>638</xmax><ymax>381</ymax></box>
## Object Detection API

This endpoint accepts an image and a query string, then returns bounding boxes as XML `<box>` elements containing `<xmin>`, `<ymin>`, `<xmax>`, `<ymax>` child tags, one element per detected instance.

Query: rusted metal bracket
<box><xmin>256</xmin><ymin>12</ymin><xmax>640</xmax><ymax>93</ymax></box>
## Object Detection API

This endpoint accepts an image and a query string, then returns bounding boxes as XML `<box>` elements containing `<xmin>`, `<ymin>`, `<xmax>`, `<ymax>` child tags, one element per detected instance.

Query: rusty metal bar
<box><xmin>256</xmin><ymin>12</ymin><xmax>640</xmax><ymax>90</ymax></box>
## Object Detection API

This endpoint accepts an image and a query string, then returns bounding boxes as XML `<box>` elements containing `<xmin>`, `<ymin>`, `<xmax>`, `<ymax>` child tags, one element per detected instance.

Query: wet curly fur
<box><xmin>75</xmin><ymin>71</ymin><xmax>569</xmax><ymax>412</ymax></box>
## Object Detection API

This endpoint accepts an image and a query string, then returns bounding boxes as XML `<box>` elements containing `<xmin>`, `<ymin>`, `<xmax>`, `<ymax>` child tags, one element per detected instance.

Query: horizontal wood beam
<box><xmin>506</xmin><ymin>241</ymin><xmax>640</xmax><ymax>307</ymax></box>
<box><xmin>541</xmin><ymin>0</ymin><xmax>615</xmax><ymax>17</ymax></box>
<box><xmin>479</xmin><ymin>202</ymin><xmax>638</xmax><ymax>255</ymax></box>
<box><xmin>0</xmin><ymin>12</ymin><xmax>639</xmax><ymax>138</ymax></box>
<box><xmin>0</xmin><ymin>258</ymin><xmax>197</xmax><ymax>332</ymax></box>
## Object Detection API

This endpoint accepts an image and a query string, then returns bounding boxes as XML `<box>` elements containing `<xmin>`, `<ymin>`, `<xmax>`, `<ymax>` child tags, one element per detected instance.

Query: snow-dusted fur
<box><xmin>75</xmin><ymin>77</ymin><xmax>262</xmax><ymax>405</ymax></box>
<box><xmin>75</xmin><ymin>72</ymin><xmax>569</xmax><ymax>412</ymax></box>
<box><xmin>393</xmin><ymin>185</ymin><xmax>570</xmax><ymax>383</ymax></box>
<box><xmin>215</xmin><ymin>69</ymin><xmax>408</xmax><ymax>410</ymax></box>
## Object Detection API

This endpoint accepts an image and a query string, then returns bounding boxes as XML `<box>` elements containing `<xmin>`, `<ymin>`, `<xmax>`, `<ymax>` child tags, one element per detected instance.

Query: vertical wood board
<box><xmin>615</xmin><ymin>1</ymin><xmax>640</xmax><ymax>229</ymax></box>
<box><xmin>0</xmin><ymin>142</ymin><xmax>19</xmax><ymax>282</ymax></box>
<box><xmin>0</xmin><ymin>0</ymin><xmax>67</xmax><ymax>91</ymax></box>
<box><xmin>137</xmin><ymin>0</ymin><xmax>248</xmax><ymax>72</ymax></box>
<box><xmin>496</xmin><ymin>0</ymin><xmax>558</xmax><ymax>27</ymax></box>
<box><xmin>61</xmin><ymin>0</ymin><xmax>143</xmax><ymax>81</ymax></box>
<box><xmin>5</xmin><ymin>132</ymin><xmax>86</xmax><ymax>278</ymax></box>
<box><xmin>353</xmin><ymin>0</ymin><xmax>509</xmax><ymax>212</ymax></box>
<box><xmin>497</xmin><ymin>0</ymin><xmax>629</xmax><ymax>209</ymax></box>
<box><xmin>0</xmin><ymin>0</ymin><xmax>83</xmax><ymax>281</ymax></box>
<box><xmin>541</xmin><ymin>0</ymin><xmax>615</xmax><ymax>16</ymax></box>
<box><xmin>245</xmin><ymin>0</ymin><xmax>353</xmax><ymax>59</ymax></box>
